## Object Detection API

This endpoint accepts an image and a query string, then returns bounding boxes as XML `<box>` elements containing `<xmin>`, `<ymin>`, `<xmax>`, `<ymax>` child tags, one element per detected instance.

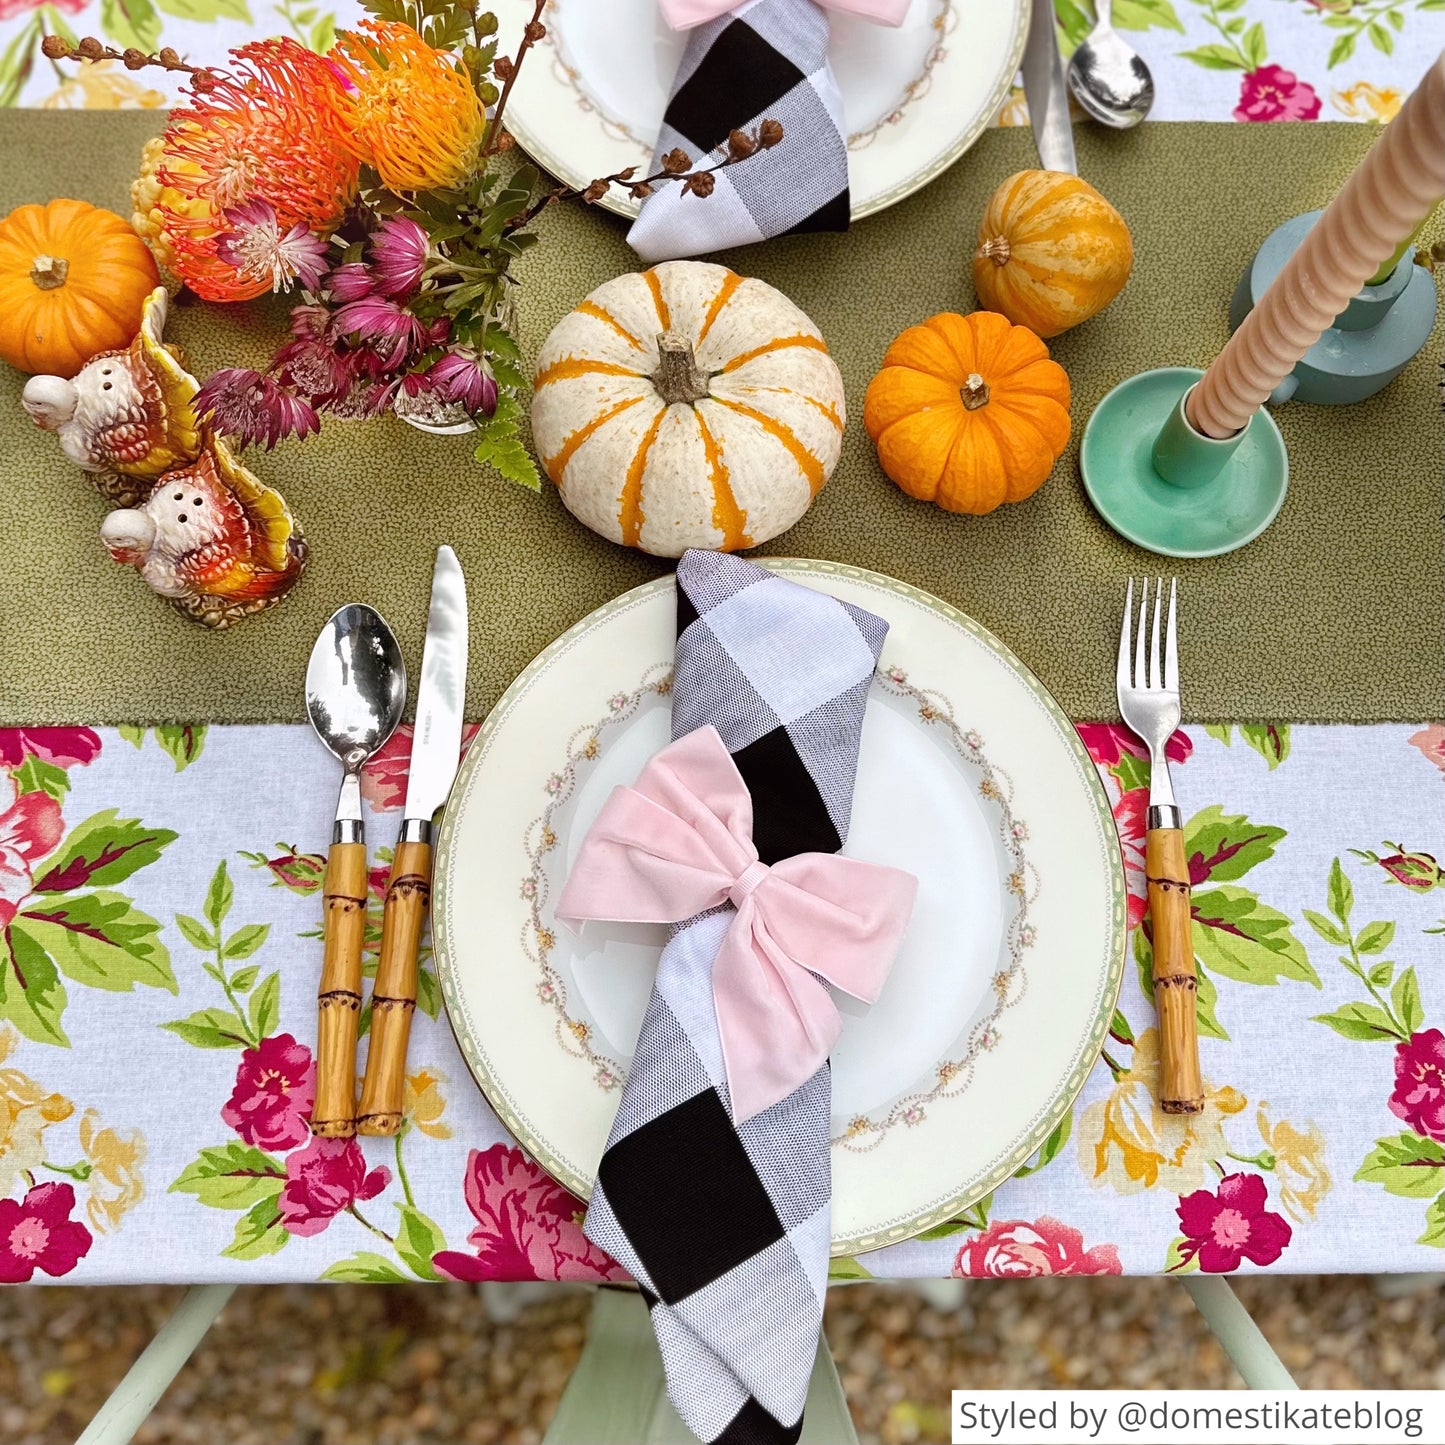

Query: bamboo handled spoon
<box><xmin>305</xmin><ymin>605</ymin><xmax>406</xmax><ymax>1137</ymax></box>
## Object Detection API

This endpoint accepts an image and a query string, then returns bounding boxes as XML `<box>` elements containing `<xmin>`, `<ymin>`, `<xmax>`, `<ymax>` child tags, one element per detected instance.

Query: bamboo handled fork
<box><xmin>1117</xmin><ymin>578</ymin><xmax>1204</xmax><ymax>1114</ymax></box>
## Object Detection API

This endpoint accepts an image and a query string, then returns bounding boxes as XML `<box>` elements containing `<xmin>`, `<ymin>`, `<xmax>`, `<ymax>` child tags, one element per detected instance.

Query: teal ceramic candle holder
<box><xmin>1230</xmin><ymin>210</ymin><xmax>1437</xmax><ymax>406</ymax></box>
<box><xmin>1079</xmin><ymin>367</ymin><xmax>1289</xmax><ymax>559</ymax></box>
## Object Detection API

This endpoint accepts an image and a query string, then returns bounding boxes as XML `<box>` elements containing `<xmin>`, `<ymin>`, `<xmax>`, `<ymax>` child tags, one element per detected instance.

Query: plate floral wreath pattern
<box><xmin>517</xmin><ymin>661</ymin><xmax>1039</xmax><ymax>1153</ymax></box>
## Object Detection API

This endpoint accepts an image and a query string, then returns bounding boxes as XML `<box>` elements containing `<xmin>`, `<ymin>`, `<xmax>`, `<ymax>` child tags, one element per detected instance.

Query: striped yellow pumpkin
<box><xmin>531</xmin><ymin>261</ymin><xmax>845</xmax><ymax>557</ymax></box>
<box><xmin>972</xmin><ymin>170</ymin><xmax>1133</xmax><ymax>339</ymax></box>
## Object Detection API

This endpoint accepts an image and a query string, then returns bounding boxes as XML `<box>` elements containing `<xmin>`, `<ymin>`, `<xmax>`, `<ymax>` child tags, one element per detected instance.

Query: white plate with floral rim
<box><xmin>493</xmin><ymin>0</ymin><xmax>1028</xmax><ymax>222</ymax></box>
<box><xmin>434</xmin><ymin>560</ymin><xmax>1125</xmax><ymax>1254</ymax></box>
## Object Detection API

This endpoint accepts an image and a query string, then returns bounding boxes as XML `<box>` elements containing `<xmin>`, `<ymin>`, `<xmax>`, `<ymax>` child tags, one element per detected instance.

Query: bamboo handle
<box><xmin>1146</xmin><ymin>827</ymin><xmax>1204</xmax><ymax>1115</ymax></box>
<box><xmin>356</xmin><ymin>838</ymin><xmax>431</xmax><ymax>1136</ymax></box>
<box><xmin>311</xmin><ymin>841</ymin><xmax>368</xmax><ymax>1138</ymax></box>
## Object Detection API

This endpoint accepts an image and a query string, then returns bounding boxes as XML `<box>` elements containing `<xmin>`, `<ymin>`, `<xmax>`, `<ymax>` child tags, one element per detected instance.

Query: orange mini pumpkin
<box><xmin>973</xmin><ymin>170</ymin><xmax>1133</xmax><ymax>338</ymax></box>
<box><xmin>863</xmin><ymin>310</ymin><xmax>1071</xmax><ymax>515</ymax></box>
<box><xmin>0</xmin><ymin>198</ymin><xmax>160</xmax><ymax>378</ymax></box>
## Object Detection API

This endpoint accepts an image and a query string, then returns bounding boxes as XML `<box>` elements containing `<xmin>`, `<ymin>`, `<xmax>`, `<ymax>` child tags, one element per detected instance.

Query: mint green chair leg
<box><xmin>1180</xmin><ymin>1276</ymin><xmax>1297</xmax><ymax>1390</ymax></box>
<box><xmin>75</xmin><ymin>1284</ymin><xmax>236</xmax><ymax>1445</ymax></box>
<box><xmin>544</xmin><ymin>1288</ymin><xmax>857</xmax><ymax>1444</ymax></box>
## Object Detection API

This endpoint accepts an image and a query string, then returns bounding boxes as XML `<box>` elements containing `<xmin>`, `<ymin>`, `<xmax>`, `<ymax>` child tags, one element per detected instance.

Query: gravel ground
<box><xmin>1</xmin><ymin>1276</ymin><xmax>1441</xmax><ymax>1444</ymax></box>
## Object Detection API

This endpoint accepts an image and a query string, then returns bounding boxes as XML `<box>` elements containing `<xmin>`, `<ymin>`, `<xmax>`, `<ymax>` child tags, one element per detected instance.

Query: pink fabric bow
<box><xmin>556</xmin><ymin>726</ymin><xmax>917</xmax><ymax>1123</ymax></box>
<box><xmin>660</xmin><ymin>0</ymin><xmax>910</xmax><ymax>31</ymax></box>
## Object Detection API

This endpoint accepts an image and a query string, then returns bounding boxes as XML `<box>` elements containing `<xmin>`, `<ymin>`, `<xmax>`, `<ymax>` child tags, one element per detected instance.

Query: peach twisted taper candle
<box><xmin>1187</xmin><ymin>50</ymin><xmax>1445</xmax><ymax>439</ymax></box>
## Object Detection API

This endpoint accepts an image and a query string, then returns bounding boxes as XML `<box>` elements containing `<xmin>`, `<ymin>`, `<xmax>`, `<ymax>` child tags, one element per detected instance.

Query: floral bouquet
<box><xmin>45</xmin><ymin>1</ymin><xmax>778</xmax><ymax>489</ymax></box>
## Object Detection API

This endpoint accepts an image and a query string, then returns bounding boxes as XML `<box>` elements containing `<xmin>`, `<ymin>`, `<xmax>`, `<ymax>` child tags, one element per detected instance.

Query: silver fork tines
<box><xmin>1117</xmin><ymin>578</ymin><xmax>1181</xmax><ymax>820</ymax></box>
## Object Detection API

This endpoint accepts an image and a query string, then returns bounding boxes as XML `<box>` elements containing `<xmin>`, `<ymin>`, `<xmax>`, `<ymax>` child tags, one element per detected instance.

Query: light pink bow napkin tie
<box><xmin>557</xmin><ymin>725</ymin><xmax>917</xmax><ymax>1123</ymax></box>
<box><xmin>660</xmin><ymin>0</ymin><xmax>909</xmax><ymax>29</ymax></box>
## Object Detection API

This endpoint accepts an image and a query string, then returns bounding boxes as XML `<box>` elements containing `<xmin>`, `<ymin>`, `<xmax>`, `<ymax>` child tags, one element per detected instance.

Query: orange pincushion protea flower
<box><xmin>154</xmin><ymin>38</ymin><xmax>358</xmax><ymax>302</ymax></box>
<box><xmin>327</xmin><ymin>21</ymin><xmax>485</xmax><ymax>192</ymax></box>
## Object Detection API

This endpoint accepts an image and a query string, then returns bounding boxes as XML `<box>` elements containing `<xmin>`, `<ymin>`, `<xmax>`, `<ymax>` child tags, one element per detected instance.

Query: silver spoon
<box><xmin>1067</xmin><ymin>0</ymin><xmax>1155</xmax><ymax>129</ymax></box>
<box><xmin>305</xmin><ymin>604</ymin><xmax>407</xmax><ymax>1137</ymax></box>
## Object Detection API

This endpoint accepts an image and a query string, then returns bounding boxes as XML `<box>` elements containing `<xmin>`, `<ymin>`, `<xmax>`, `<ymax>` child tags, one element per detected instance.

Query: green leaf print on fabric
<box><xmin>12</xmin><ymin>893</ymin><xmax>175</xmax><ymax>995</ymax></box>
<box><xmin>0</xmin><ymin>927</ymin><xmax>69</xmax><ymax>1046</ymax></box>
<box><xmin>31</xmin><ymin>812</ymin><xmax>179</xmax><ymax>892</ymax></box>
<box><xmin>12</xmin><ymin>756</ymin><xmax>70</xmax><ymax>802</ymax></box>
<box><xmin>223</xmin><ymin>1195</ymin><xmax>289</xmax><ymax>1260</ymax></box>
<box><xmin>118</xmin><ymin>727</ymin><xmax>208</xmax><ymax>772</ymax></box>
<box><xmin>320</xmin><ymin>1252</ymin><xmax>412</xmax><ymax>1283</ymax></box>
<box><xmin>171</xmin><ymin>1143</ymin><xmax>286</xmax><ymax>1210</ymax></box>
<box><xmin>100</xmin><ymin>0</ymin><xmax>162</xmax><ymax>54</ymax></box>
<box><xmin>394</xmin><ymin>1203</ymin><xmax>447</xmax><ymax>1280</ymax></box>
<box><xmin>1191</xmin><ymin>887</ymin><xmax>1318</xmax><ymax>987</ymax></box>
<box><xmin>1421</xmin><ymin>1196</ymin><xmax>1445</xmax><ymax>1248</ymax></box>
<box><xmin>1355</xmin><ymin>1134</ymin><xmax>1445</xmax><ymax>1198</ymax></box>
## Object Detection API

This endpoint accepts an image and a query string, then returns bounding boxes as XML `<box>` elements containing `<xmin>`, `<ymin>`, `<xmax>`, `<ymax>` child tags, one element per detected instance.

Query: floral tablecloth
<box><xmin>1</xmin><ymin>0</ymin><xmax>1437</xmax><ymax>118</ymax></box>
<box><xmin>1</xmin><ymin>720</ymin><xmax>1441</xmax><ymax>1285</ymax></box>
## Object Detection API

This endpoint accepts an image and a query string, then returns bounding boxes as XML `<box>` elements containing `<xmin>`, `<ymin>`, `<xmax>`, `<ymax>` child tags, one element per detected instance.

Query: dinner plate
<box><xmin>494</xmin><ymin>0</ymin><xmax>1029</xmax><ymax>222</ymax></box>
<box><xmin>434</xmin><ymin>560</ymin><xmax>1125</xmax><ymax>1254</ymax></box>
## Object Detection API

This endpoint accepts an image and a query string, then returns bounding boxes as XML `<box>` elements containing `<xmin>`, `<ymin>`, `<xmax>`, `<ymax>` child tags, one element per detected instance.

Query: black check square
<box><xmin>731</xmin><ymin>726</ymin><xmax>840</xmax><ymax>863</ymax></box>
<box><xmin>597</xmin><ymin>1087</ymin><xmax>785</xmax><ymax>1305</ymax></box>
<box><xmin>663</xmin><ymin>19</ymin><xmax>807</xmax><ymax>152</ymax></box>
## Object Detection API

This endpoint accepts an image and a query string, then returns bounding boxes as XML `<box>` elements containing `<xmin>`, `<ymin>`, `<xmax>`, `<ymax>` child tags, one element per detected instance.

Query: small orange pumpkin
<box><xmin>863</xmin><ymin>310</ymin><xmax>1071</xmax><ymax>515</ymax></box>
<box><xmin>0</xmin><ymin>198</ymin><xmax>160</xmax><ymax>378</ymax></box>
<box><xmin>973</xmin><ymin>170</ymin><xmax>1133</xmax><ymax>338</ymax></box>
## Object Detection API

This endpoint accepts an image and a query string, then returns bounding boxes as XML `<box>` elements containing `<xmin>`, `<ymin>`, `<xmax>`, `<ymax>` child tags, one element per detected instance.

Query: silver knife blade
<box><xmin>1022</xmin><ymin>0</ymin><xmax>1076</xmax><ymax>176</ymax></box>
<box><xmin>403</xmin><ymin>545</ymin><xmax>468</xmax><ymax>826</ymax></box>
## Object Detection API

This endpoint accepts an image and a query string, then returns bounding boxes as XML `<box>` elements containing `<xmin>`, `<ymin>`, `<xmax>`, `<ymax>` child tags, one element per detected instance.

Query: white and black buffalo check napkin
<box><xmin>628</xmin><ymin>0</ymin><xmax>850</xmax><ymax>263</ymax></box>
<box><xmin>582</xmin><ymin>549</ymin><xmax>887</xmax><ymax>1444</ymax></box>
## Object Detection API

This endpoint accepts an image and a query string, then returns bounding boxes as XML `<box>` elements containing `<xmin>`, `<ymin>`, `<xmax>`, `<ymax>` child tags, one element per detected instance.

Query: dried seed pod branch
<box><xmin>505</xmin><ymin>118</ymin><xmax>785</xmax><ymax>231</ymax></box>
<box><xmin>41</xmin><ymin>33</ymin><xmax>231</xmax><ymax>89</ymax></box>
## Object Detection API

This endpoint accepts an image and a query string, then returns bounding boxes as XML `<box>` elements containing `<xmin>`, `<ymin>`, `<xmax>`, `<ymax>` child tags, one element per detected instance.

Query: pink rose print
<box><xmin>0</xmin><ymin>1182</ymin><xmax>93</xmax><ymax>1283</ymax></box>
<box><xmin>1366</xmin><ymin>847</ymin><xmax>1441</xmax><ymax>893</ymax></box>
<box><xmin>277</xmin><ymin>1137</ymin><xmax>390</xmax><ymax>1236</ymax></box>
<box><xmin>1233</xmin><ymin>65</ymin><xmax>1321</xmax><ymax>123</ymax></box>
<box><xmin>1176</xmin><ymin>1172</ymin><xmax>1291</xmax><ymax>1272</ymax></box>
<box><xmin>952</xmin><ymin>1217</ymin><xmax>1122</xmax><ymax>1279</ymax></box>
<box><xmin>0</xmin><ymin>784</ymin><xmax>64</xmax><ymax>931</ymax></box>
<box><xmin>361</xmin><ymin>723</ymin><xmax>480</xmax><ymax>812</ymax></box>
<box><xmin>432</xmin><ymin>1145</ymin><xmax>630</xmax><ymax>1283</ymax></box>
<box><xmin>1407</xmin><ymin>725</ymin><xmax>1445</xmax><ymax>774</ymax></box>
<box><xmin>0</xmin><ymin>728</ymin><xmax>102</xmax><ymax>771</ymax></box>
<box><xmin>1389</xmin><ymin>1029</ymin><xmax>1445</xmax><ymax>1142</ymax></box>
<box><xmin>1077</xmin><ymin>723</ymin><xmax>1191</xmax><ymax>771</ymax></box>
<box><xmin>221</xmin><ymin>1034</ymin><xmax>316</xmax><ymax>1151</ymax></box>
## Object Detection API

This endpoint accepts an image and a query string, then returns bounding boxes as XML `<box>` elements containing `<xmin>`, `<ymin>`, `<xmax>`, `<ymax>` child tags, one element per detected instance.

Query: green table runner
<box><xmin>0</xmin><ymin>112</ymin><xmax>1439</xmax><ymax>725</ymax></box>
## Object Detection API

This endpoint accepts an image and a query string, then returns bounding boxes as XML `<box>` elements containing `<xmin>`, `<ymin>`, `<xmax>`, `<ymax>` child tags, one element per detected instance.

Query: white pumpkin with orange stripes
<box><xmin>531</xmin><ymin>261</ymin><xmax>845</xmax><ymax>557</ymax></box>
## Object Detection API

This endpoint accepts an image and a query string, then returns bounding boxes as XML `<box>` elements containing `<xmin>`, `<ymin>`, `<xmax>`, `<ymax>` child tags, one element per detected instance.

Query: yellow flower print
<box><xmin>403</xmin><ymin>1068</ymin><xmax>452</xmax><ymax>1139</ymax></box>
<box><xmin>42</xmin><ymin>60</ymin><xmax>167</xmax><ymax>112</ymax></box>
<box><xmin>1331</xmin><ymin>83</ymin><xmax>1402</xmax><ymax>123</ymax></box>
<box><xmin>0</xmin><ymin>1023</ymin><xmax>74</xmax><ymax>1195</ymax></box>
<box><xmin>1256</xmin><ymin>1105</ymin><xmax>1330</xmax><ymax>1223</ymax></box>
<box><xmin>1077</xmin><ymin>1028</ymin><xmax>1246</xmax><ymax>1196</ymax></box>
<box><xmin>78</xmin><ymin>1111</ymin><xmax>146</xmax><ymax>1233</ymax></box>
<box><xmin>996</xmin><ymin>85</ymin><xmax>1029</xmax><ymax>127</ymax></box>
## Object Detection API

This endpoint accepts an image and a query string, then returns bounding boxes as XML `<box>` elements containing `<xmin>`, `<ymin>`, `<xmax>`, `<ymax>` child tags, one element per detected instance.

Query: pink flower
<box><xmin>432</xmin><ymin>1145</ymin><xmax>630</xmax><ymax>1283</ymax></box>
<box><xmin>0</xmin><ymin>1182</ymin><xmax>92</xmax><ymax>1283</ymax></box>
<box><xmin>1077</xmin><ymin>723</ymin><xmax>1191</xmax><ymax>770</ymax></box>
<box><xmin>0</xmin><ymin>728</ymin><xmax>101</xmax><ymax>771</ymax></box>
<box><xmin>326</xmin><ymin>262</ymin><xmax>378</xmax><ymax>303</ymax></box>
<box><xmin>361</xmin><ymin>723</ymin><xmax>480</xmax><ymax>812</ymax></box>
<box><xmin>277</xmin><ymin>1137</ymin><xmax>390</xmax><ymax>1236</ymax></box>
<box><xmin>1176</xmin><ymin>1172</ymin><xmax>1291</xmax><ymax>1272</ymax></box>
<box><xmin>256</xmin><ymin>846</ymin><xmax>327</xmax><ymax>896</ymax></box>
<box><xmin>1408</xmin><ymin>725</ymin><xmax>1445</xmax><ymax>774</ymax></box>
<box><xmin>0</xmin><ymin>784</ymin><xmax>64</xmax><ymax>931</ymax></box>
<box><xmin>369</xmin><ymin>216</ymin><xmax>431</xmax><ymax>299</ymax></box>
<box><xmin>221</xmin><ymin>1033</ymin><xmax>316</xmax><ymax>1151</ymax></box>
<box><xmin>331</xmin><ymin>296</ymin><xmax>426</xmax><ymax>370</ymax></box>
<box><xmin>215</xmin><ymin>199</ymin><xmax>330</xmax><ymax>294</ymax></box>
<box><xmin>1233</xmin><ymin>65</ymin><xmax>1321</xmax><ymax>123</ymax></box>
<box><xmin>196</xmin><ymin>369</ymin><xmax>321</xmax><ymax>450</ymax></box>
<box><xmin>0</xmin><ymin>0</ymin><xmax>84</xmax><ymax>19</ymax></box>
<box><xmin>427</xmin><ymin>350</ymin><xmax>499</xmax><ymax>416</ymax></box>
<box><xmin>952</xmin><ymin>1217</ymin><xmax>1122</xmax><ymax>1278</ymax></box>
<box><xmin>1389</xmin><ymin>1029</ymin><xmax>1445</xmax><ymax>1141</ymax></box>
<box><xmin>272</xmin><ymin>335</ymin><xmax>352</xmax><ymax>405</ymax></box>
<box><xmin>1110</xmin><ymin>786</ymin><xmax>1150</xmax><ymax>929</ymax></box>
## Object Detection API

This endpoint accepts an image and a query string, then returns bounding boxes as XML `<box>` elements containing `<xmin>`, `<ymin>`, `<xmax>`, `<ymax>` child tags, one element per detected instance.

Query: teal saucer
<box><xmin>1079</xmin><ymin>367</ymin><xmax>1289</xmax><ymax>559</ymax></box>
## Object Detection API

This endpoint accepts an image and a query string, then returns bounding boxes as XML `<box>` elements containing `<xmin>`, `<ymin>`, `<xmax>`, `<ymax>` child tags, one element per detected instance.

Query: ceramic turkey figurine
<box><xmin>101</xmin><ymin>436</ymin><xmax>309</xmax><ymax>628</ymax></box>
<box><xmin>20</xmin><ymin>286</ymin><xmax>202</xmax><ymax>507</ymax></box>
